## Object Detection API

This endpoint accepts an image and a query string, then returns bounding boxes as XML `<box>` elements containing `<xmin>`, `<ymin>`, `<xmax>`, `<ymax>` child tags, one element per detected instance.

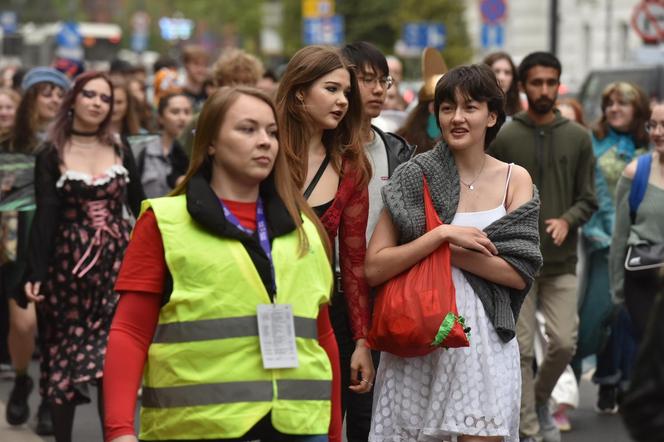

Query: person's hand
<box><xmin>545</xmin><ymin>218</ymin><xmax>569</xmax><ymax>246</ymax></box>
<box><xmin>349</xmin><ymin>339</ymin><xmax>375</xmax><ymax>394</ymax></box>
<box><xmin>108</xmin><ymin>436</ymin><xmax>138</xmax><ymax>442</ymax></box>
<box><xmin>24</xmin><ymin>281</ymin><xmax>44</xmax><ymax>303</ymax></box>
<box><xmin>438</xmin><ymin>225</ymin><xmax>498</xmax><ymax>256</ymax></box>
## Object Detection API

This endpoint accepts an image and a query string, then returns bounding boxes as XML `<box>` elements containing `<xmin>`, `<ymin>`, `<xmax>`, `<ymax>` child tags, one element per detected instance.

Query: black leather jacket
<box><xmin>372</xmin><ymin>125</ymin><xmax>414</xmax><ymax>176</ymax></box>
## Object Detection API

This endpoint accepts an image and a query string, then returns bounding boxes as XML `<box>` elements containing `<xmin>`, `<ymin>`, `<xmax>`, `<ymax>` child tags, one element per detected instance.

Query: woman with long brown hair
<box><xmin>103</xmin><ymin>86</ymin><xmax>336</xmax><ymax>442</ymax></box>
<box><xmin>275</xmin><ymin>45</ymin><xmax>375</xmax><ymax>435</ymax></box>
<box><xmin>483</xmin><ymin>51</ymin><xmax>522</xmax><ymax>117</ymax></box>
<box><xmin>2</xmin><ymin>67</ymin><xmax>70</xmax><ymax>436</ymax></box>
<box><xmin>108</xmin><ymin>78</ymin><xmax>142</xmax><ymax>145</ymax></box>
<box><xmin>23</xmin><ymin>71</ymin><xmax>144</xmax><ymax>442</ymax></box>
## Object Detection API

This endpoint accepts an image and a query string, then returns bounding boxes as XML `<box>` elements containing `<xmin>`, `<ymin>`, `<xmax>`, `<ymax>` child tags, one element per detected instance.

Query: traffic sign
<box><xmin>631</xmin><ymin>0</ymin><xmax>664</xmax><ymax>44</ymax></box>
<box><xmin>131</xmin><ymin>33</ymin><xmax>148</xmax><ymax>52</ymax></box>
<box><xmin>403</xmin><ymin>22</ymin><xmax>446</xmax><ymax>50</ymax></box>
<box><xmin>159</xmin><ymin>17</ymin><xmax>193</xmax><ymax>41</ymax></box>
<box><xmin>302</xmin><ymin>0</ymin><xmax>334</xmax><ymax>19</ymax></box>
<box><xmin>480</xmin><ymin>0</ymin><xmax>507</xmax><ymax>24</ymax></box>
<box><xmin>303</xmin><ymin>14</ymin><xmax>344</xmax><ymax>46</ymax></box>
<box><xmin>0</xmin><ymin>11</ymin><xmax>17</xmax><ymax>35</ymax></box>
<box><xmin>56</xmin><ymin>22</ymin><xmax>82</xmax><ymax>49</ymax></box>
<box><xmin>56</xmin><ymin>22</ymin><xmax>83</xmax><ymax>60</ymax></box>
<box><xmin>481</xmin><ymin>23</ymin><xmax>504</xmax><ymax>49</ymax></box>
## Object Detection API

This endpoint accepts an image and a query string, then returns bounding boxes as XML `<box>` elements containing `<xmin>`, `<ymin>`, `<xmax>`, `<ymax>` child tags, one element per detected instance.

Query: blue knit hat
<box><xmin>21</xmin><ymin>67</ymin><xmax>71</xmax><ymax>92</ymax></box>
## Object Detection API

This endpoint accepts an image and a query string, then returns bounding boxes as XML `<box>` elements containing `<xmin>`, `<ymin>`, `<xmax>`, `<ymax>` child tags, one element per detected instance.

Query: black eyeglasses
<box><xmin>357</xmin><ymin>75</ymin><xmax>394</xmax><ymax>90</ymax></box>
<box><xmin>81</xmin><ymin>89</ymin><xmax>112</xmax><ymax>104</ymax></box>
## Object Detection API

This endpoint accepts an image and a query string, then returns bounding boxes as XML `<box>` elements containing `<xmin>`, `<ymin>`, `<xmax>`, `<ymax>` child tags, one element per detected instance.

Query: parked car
<box><xmin>577</xmin><ymin>64</ymin><xmax>664</xmax><ymax>123</ymax></box>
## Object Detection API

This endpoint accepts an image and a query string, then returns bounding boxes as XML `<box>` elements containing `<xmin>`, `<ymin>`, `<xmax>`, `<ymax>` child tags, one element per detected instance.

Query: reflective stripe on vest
<box><xmin>142</xmin><ymin>379</ymin><xmax>330</xmax><ymax>408</ymax></box>
<box><xmin>152</xmin><ymin>315</ymin><xmax>318</xmax><ymax>343</ymax></box>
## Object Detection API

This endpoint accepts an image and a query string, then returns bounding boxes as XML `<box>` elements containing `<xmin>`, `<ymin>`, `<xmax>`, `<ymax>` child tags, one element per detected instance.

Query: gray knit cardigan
<box><xmin>381</xmin><ymin>142</ymin><xmax>543</xmax><ymax>342</ymax></box>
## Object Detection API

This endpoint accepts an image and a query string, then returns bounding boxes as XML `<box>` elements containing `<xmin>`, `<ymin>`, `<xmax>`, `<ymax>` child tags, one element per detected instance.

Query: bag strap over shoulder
<box><xmin>628</xmin><ymin>153</ymin><xmax>652</xmax><ymax>223</ymax></box>
<box><xmin>303</xmin><ymin>153</ymin><xmax>331</xmax><ymax>200</ymax></box>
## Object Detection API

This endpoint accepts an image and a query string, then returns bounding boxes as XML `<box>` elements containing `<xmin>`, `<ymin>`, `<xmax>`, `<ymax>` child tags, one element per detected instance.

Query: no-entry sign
<box><xmin>631</xmin><ymin>0</ymin><xmax>664</xmax><ymax>44</ymax></box>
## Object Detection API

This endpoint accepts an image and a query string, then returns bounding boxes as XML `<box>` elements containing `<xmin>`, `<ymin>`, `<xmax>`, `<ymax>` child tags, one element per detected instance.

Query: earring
<box><xmin>67</xmin><ymin>108</ymin><xmax>73</xmax><ymax>119</ymax></box>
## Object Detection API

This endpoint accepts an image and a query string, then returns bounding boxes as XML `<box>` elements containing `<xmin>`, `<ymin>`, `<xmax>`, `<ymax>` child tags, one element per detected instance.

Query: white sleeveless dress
<box><xmin>369</xmin><ymin>166</ymin><xmax>520</xmax><ymax>442</ymax></box>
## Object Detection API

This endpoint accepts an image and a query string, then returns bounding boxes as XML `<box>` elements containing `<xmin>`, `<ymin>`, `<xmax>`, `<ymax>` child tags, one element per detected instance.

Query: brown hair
<box><xmin>397</xmin><ymin>99</ymin><xmax>438</xmax><ymax>153</ymax></box>
<box><xmin>182</xmin><ymin>44</ymin><xmax>209</xmax><ymax>65</ymax></box>
<box><xmin>49</xmin><ymin>71</ymin><xmax>116</xmax><ymax>157</ymax></box>
<box><xmin>0</xmin><ymin>87</ymin><xmax>20</xmax><ymax>140</ymax></box>
<box><xmin>9</xmin><ymin>83</ymin><xmax>62</xmax><ymax>153</ymax></box>
<box><xmin>157</xmin><ymin>92</ymin><xmax>191</xmax><ymax>117</ymax></box>
<box><xmin>556</xmin><ymin>97</ymin><xmax>586</xmax><ymax>127</ymax></box>
<box><xmin>111</xmin><ymin>78</ymin><xmax>141</xmax><ymax>136</ymax></box>
<box><xmin>211</xmin><ymin>49</ymin><xmax>264</xmax><ymax>88</ymax></box>
<box><xmin>172</xmin><ymin>86</ymin><xmax>329</xmax><ymax>255</ymax></box>
<box><xmin>275</xmin><ymin>45</ymin><xmax>370</xmax><ymax>189</ymax></box>
<box><xmin>483</xmin><ymin>51</ymin><xmax>522</xmax><ymax>116</ymax></box>
<box><xmin>592</xmin><ymin>81</ymin><xmax>650</xmax><ymax>147</ymax></box>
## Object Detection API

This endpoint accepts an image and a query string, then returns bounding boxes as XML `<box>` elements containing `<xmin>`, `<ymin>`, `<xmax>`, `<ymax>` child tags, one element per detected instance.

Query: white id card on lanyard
<box><xmin>257</xmin><ymin>304</ymin><xmax>299</xmax><ymax>369</ymax></box>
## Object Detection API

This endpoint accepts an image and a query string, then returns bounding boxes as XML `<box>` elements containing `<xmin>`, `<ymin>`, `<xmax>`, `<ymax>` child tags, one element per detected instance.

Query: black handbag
<box><xmin>624</xmin><ymin>243</ymin><xmax>664</xmax><ymax>271</ymax></box>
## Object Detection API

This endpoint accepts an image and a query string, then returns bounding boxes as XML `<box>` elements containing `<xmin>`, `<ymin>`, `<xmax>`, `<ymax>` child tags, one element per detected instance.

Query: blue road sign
<box><xmin>303</xmin><ymin>15</ymin><xmax>344</xmax><ymax>46</ymax></box>
<box><xmin>159</xmin><ymin>17</ymin><xmax>193</xmax><ymax>41</ymax></box>
<box><xmin>131</xmin><ymin>33</ymin><xmax>148</xmax><ymax>52</ymax></box>
<box><xmin>56</xmin><ymin>22</ymin><xmax>82</xmax><ymax>49</ymax></box>
<box><xmin>403</xmin><ymin>22</ymin><xmax>446</xmax><ymax>50</ymax></box>
<box><xmin>0</xmin><ymin>11</ymin><xmax>17</xmax><ymax>35</ymax></box>
<box><xmin>55</xmin><ymin>22</ymin><xmax>83</xmax><ymax>60</ymax></box>
<box><xmin>481</xmin><ymin>23</ymin><xmax>505</xmax><ymax>49</ymax></box>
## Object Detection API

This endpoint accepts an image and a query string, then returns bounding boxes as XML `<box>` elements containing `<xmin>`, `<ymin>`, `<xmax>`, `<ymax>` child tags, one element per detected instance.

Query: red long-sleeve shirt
<box><xmin>103</xmin><ymin>204</ymin><xmax>342</xmax><ymax>442</ymax></box>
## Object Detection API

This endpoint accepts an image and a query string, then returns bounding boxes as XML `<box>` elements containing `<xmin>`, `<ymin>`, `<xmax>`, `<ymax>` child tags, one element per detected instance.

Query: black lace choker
<box><xmin>71</xmin><ymin>128</ymin><xmax>99</xmax><ymax>137</ymax></box>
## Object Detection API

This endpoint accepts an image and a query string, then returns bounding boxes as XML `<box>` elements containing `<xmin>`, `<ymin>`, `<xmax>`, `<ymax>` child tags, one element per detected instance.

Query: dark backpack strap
<box><xmin>303</xmin><ymin>153</ymin><xmax>330</xmax><ymax>200</ymax></box>
<box><xmin>628</xmin><ymin>153</ymin><xmax>652</xmax><ymax>223</ymax></box>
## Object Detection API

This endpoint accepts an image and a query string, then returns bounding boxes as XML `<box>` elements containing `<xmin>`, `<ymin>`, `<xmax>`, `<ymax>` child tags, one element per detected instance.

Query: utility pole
<box><xmin>549</xmin><ymin>0</ymin><xmax>559</xmax><ymax>55</ymax></box>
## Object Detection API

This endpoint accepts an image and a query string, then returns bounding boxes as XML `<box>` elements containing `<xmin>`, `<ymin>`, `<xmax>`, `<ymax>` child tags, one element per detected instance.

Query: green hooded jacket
<box><xmin>490</xmin><ymin>110</ymin><xmax>598</xmax><ymax>276</ymax></box>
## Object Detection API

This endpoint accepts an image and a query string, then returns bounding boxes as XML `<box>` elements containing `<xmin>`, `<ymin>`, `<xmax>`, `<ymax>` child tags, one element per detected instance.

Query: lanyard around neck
<box><xmin>219</xmin><ymin>197</ymin><xmax>277</xmax><ymax>297</ymax></box>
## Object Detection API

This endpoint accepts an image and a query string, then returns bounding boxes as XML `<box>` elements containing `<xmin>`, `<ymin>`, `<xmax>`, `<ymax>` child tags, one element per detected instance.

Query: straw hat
<box><xmin>418</xmin><ymin>47</ymin><xmax>448</xmax><ymax>102</ymax></box>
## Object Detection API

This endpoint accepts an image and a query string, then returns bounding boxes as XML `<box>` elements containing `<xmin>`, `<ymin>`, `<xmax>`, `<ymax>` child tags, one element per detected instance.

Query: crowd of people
<box><xmin>0</xmin><ymin>40</ymin><xmax>662</xmax><ymax>442</ymax></box>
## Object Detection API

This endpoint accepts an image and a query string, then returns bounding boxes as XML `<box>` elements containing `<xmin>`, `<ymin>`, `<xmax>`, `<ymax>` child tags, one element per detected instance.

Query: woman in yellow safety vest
<box><xmin>103</xmin><ymin>86</ymin><xmax>337</xmax><ymax>442</ymax></box>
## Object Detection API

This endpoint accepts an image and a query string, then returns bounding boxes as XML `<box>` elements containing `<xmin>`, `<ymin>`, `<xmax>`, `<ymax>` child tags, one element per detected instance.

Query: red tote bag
<box><xmin>368</xmin><ymin>177</ymin><xmax>470</xmax><ymax>357</ymax></box>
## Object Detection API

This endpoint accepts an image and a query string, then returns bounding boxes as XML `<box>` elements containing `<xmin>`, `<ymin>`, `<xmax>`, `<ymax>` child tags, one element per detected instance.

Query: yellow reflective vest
<box><xmin>139</xmin><ymin>195</ymin><xmax>333</xmax><ymax>440</ymax></box>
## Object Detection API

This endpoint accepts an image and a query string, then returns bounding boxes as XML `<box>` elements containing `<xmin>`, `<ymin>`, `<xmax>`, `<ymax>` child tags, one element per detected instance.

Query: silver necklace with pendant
<box><xmin>459</xmin><ymin>155</ymin><xmax>487</xmax><ymax>191</ymax></box>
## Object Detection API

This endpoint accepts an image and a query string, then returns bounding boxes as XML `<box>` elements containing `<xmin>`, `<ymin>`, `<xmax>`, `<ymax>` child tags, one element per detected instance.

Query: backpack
<box><xmin>628</xmin><ymin>153</ymin><xmax>652</xmax><ymax>223</ymax></box>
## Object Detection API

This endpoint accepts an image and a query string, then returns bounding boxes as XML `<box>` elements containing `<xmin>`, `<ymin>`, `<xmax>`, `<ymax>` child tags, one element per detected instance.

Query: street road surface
<box><xmin>0</xmin><ymin>362</ymin><xmax>632</xmax><ymax>441</ymax></box>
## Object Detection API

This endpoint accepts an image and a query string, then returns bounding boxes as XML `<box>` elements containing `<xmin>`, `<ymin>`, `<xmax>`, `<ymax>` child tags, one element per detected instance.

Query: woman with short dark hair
<box><xmin>366</xmin><ymin>64</ymin><xmax>542</xmax><ymax>442</ymax></box>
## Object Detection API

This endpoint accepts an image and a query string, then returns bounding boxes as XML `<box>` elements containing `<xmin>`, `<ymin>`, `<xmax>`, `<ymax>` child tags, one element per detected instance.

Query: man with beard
<box><xmin>490</xmin><ymin>51</ymin><xmax>597</xmax><ymax>442</ymax></box>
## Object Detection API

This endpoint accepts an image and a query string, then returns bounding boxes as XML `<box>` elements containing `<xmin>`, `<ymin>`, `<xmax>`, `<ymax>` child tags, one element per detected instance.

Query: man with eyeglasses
<box><xmin>491</xmin><ymin>52</ymin><xmax>597</xmax><ymax>442</ymax></box>
<box><xmin>339</xmin><ymin>41</ymin><xmax>413</xmax><ymax>442</ymax></box>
